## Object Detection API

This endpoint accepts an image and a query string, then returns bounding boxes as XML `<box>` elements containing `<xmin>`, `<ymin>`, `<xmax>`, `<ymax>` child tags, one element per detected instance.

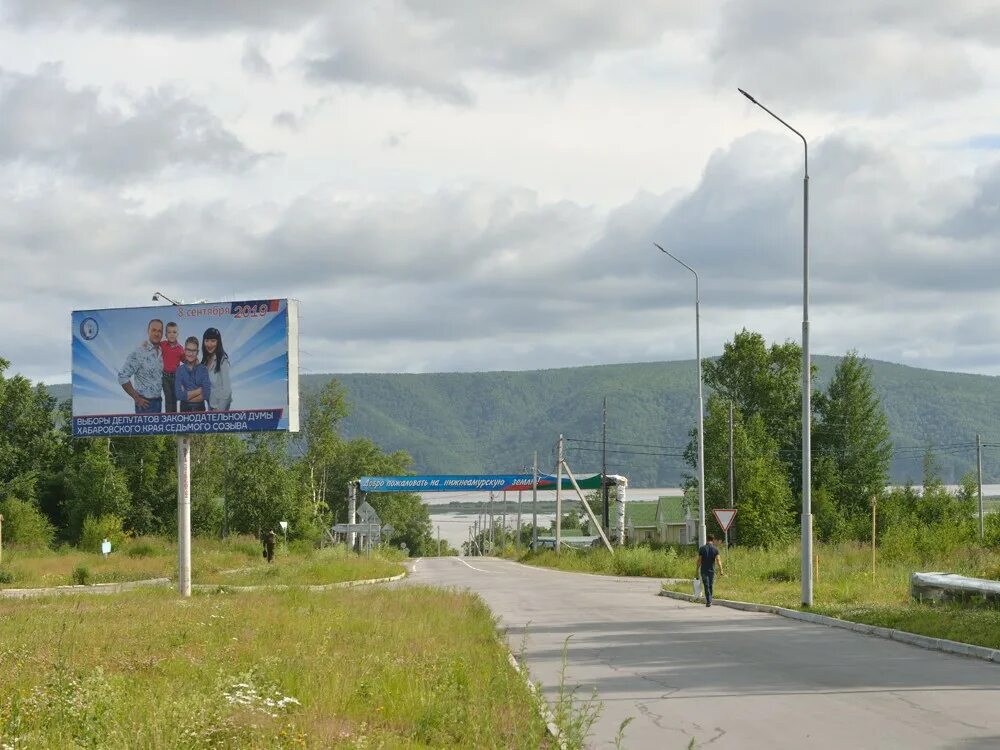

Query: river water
<box><xmin>420</xmin><ymin>484</ymin><xmax>1000</xmax><ymax>553</ymax></box>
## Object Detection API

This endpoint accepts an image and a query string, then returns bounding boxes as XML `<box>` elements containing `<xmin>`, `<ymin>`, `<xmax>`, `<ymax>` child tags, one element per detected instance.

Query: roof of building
<box><xmin>656</xmin><ymin>495</ymin><xmax>687</xmax><ymax>524</ymax></box>
<box><xmin>625</xmin><ymin>501</ymin><xmax>658</xmax><ymax>527</ymax></box>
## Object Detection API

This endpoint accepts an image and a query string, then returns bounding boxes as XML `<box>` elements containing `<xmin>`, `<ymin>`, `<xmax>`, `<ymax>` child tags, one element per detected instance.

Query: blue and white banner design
<box><xmin>358</xmin><ymin>473</ymin><xmax>604</xmax><ymax>493</ymax></box>
<box><xmin>72</xmin><ymin>299</ymin><xmax>299</xmax><ymax>437</ymax></box>
<box><xmin>360</xmin><ymin>475</ymin><xmax>535</xmax><ymax>492</ymax></box>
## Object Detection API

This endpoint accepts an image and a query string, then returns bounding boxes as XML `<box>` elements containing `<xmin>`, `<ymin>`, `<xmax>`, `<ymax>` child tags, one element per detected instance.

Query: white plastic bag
<box><xmin>692</xmin><ymin>578</ymin><xmax>702</xmax><ymax>598</ymax></box>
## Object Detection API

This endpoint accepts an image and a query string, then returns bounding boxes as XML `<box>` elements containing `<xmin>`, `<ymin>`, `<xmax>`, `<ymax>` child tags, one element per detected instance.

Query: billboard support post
<box><xmin>177</xmin><ymin>435</ymin><xmax>192</xmax><ymax>597</ymax></box>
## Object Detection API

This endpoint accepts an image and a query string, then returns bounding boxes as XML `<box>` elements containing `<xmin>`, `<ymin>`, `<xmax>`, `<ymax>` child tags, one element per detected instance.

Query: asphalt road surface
<box><xmin>405</xmin><ymin>556</ymin><xmax>1000</xmax><ymax>750</ymax></box>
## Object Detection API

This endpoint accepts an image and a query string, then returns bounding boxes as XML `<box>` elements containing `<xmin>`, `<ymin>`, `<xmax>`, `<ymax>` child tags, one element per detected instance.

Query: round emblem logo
<box><xmin>79</xmin><ymin>317</ymin><xmax>99</xmax><ymax>340</ymax></box>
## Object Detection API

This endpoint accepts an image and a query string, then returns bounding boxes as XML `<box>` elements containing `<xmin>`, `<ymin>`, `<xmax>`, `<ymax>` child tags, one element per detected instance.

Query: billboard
<box><xmin>71</xmin><ymin>299</ymin><xmax>299</xmax><ymax>437</ymax></box>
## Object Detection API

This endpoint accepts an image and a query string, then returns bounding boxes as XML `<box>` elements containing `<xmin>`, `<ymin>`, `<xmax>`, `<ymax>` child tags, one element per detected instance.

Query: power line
<box><xmin>564</xmin><ymin>436</ymin><xmax>688</xmax><ymax>451</ymax></box>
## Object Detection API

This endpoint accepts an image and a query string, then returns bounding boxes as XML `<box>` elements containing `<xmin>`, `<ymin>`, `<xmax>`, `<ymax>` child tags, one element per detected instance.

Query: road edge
<box><xmin>659</xmin><ymin>589</ymin><xmax>1000</xmax><ymax>664</ymax></box>
<box><xmin>0</xmin><ymin>577</ymin><xmax>172</xmax><ymax>599</ymax></box>
<box><xmin>505</xmin><ymin>649</ymin><xmax>566</xmax><ymax>749</ymax></box>
<box><xmin>191</xmin><ymin>570</ymin><xmax>407</xmax><ymax>593</ymax></box>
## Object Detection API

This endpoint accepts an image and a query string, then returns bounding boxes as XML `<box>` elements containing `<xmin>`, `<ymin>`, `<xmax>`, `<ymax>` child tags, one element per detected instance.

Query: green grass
<box><xmin>0</xmin><ymin>584</ymin><xmax>550</xmax><ymax>748</ymax></box>
<box><xmin>0</xmin><ymin>536</ymin><xmax>262</xmax><ymax>589</ymax></box>
<box><xmin>0</xmin><ymin>537</ymin><xmax>404</xmax><ymax>590</ymax></box>
<box><xmin>518</xmin><ymin>546</ymin><xmax>690</xmax><ymax>579</ymax></box>
<box><xmin>197</xmin><ymin>545</ymin><xmax>403</xmax><ymax>586</ymax></box>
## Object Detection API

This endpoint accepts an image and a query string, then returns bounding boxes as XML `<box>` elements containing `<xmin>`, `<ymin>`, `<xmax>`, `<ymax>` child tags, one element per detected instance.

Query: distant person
<box><xmin>118</xmin><ymin>319</ymin><xmax>164</xmax><ymax>413</ymax></box>
<box><xmin>263</xmin><ymin>529</ymin><xmax>276</xmax><ymax>563</ymax></box>
<box><xmin>696</xmin><ymin>534</ymin><xmax>723</xmax><ymax>607</ymax></box>
<box><xmin>159</xmin><ymin>321</ymin><xmax>184</xmax><ymax>412</ymax></box>
<box><xmin>202</xmin><ymin>327</ymin><xmax>232</xmax><ymax>411</ymax></box>
<box><xmin>175</xmin><ymin>336</ymin><xmax>212</xmax><ymax>412</ymax></box>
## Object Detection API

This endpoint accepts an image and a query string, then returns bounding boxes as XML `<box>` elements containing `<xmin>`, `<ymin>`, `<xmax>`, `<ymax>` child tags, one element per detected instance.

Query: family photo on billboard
<box><xmin>72</xmin><ymin>300</ymin><xmax>298</xmax><ymax>436</ymax></box>
<box><xmin>118</xmin><ymin>320</ymin><xmax>232</xmax><ymax>414</ymax></box>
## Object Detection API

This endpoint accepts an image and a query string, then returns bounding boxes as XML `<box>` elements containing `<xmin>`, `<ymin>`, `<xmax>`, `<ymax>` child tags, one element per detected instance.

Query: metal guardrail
<box><xmin>911</xmin><ymin>572</ymin><xmax>1000</xmax><ymax>603</ymax></box>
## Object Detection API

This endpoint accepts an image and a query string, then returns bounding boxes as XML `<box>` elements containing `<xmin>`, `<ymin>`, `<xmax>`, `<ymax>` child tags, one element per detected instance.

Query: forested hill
<box><xmin>46</xmin><ymin>356</ymin><xmax>1000</xmax><ymax>485</ymax></box>
<box><xmin>298</xmin><ymin>356</ymin><xmax>1000</xmax><ymax>486</ymax></box>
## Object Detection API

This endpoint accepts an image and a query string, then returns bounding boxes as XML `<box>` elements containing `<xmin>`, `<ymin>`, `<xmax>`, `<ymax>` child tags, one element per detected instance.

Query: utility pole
<box><xmin>977</xmin><ymin>433</ymin><xmax>984</xmax><ymax>542</ymax></box>
<box><xmin>437</xmin><ymin>525</ymin><xmax>441</xmax><ymax>557</ymax></box>
<box><xmin>532</xmin><ymin>452</ymin><xmax>539</xmax><ymax>551</ymax></box>
<box><xmin>516</xmin><ymin>489</ymin><xmax>522</xmax><ymax>551</ymax></box>
<box><xmin>556</xmin><ymin>435</ymin><xmax>564</xmax><ymax>554</ymax></box>
<box><xmin>871</xmin><ymin>496</ymin><xmax>877</xmax><ymax>579</ymax></box>
<box><xmin>223</xmin><ymin>438</ymin><xmax>229</xmax><ymax>538</ymax></box>
<box><xmin>502</xmin><ymin>491</ymin><xmax>507</xmax><ymax>552</ymax></box>
<box><xmin>729</xmin><ymin>401</ymin><xmax>735</xmax><ymax>509</ymax></box>
<box><xmin>602</xmin><ymin>396</ymin><xmax>610</xmax><ymax>535</ymax></box>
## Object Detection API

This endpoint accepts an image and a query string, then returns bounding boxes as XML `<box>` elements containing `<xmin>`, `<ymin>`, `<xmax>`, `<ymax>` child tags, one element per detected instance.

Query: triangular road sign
<box><xmin>712</xmin><ymin>508</ymin><xmax>738</xmax><ymax>532</ymax></box>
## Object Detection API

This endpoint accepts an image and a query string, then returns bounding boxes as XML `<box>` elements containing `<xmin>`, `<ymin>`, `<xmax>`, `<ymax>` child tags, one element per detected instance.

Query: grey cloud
<box><xmin>712</xmin><ymin>0</ymin><xmax>997</xmax><ymax>110</ymax></box>
<box><xmin>302</xmin><ymin>3</ymin><xmax>473</xmax><ymax>105</ymax></box>
<box><xmin>273</xmin><ymin>111</ymin><xmax>302</xmax><ymax>130</ymax></box>
<box><xmin>383</xmin><ymin>132</ymin><xmax>407</xmax><ymax>148</ymax></box>
<box><xmin>584</xmin><ymin>131</ymin><xmax>1000</xmax><ymax>332</ymax></box>
<box><xmin>0</xmin><ymin>65</ymin><xmax>260</xmax><ymax>181</ymax></box>
<box><xmin>6</xmin><ymin>129</ymin><xmax>1000</xmax><ymax>380</ymax></box>
<box><xmin>301</xmin><ymin>1</ymin><xmax>703</xmax><ymax>103</ymax></box>
<box><xmin>0</xmin><ymin>0</ymin><xmax>329</xmax><ymax>34</ymax></box>
<box><xmin>936</xmin><ymin>161</ymin><xmax>1000</xmax><ymax>241</ymax></box>
<box><xmin>242</xmin><ymin>39</ymin><xmax>274</xmax><ymax>78</ymax></box>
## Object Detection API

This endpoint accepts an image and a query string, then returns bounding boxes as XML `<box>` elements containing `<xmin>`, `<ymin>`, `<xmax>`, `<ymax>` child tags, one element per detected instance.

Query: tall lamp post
<box><xmin>654</xmin><ymin>243</ymin><xmax>706</xmax><ymax>548</ymax></box>
<box><xmin>738</xmin><ymin>87</ymin><xmax>813</xmax><ymax>606</ymax></box>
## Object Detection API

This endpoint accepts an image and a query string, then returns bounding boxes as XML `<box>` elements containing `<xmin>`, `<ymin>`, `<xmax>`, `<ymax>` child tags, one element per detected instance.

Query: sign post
<box><xmin>712</xmin><ymin>508</ymin><xmax>738</xmax><ymax>549</ymax></box>
<box><xmin>279</xmin><ymin>520</ymin><xmax>288</xmax><ymax>551</ymax></box>
<box><xmin>178</xmin><ymin>435</ymin><xmax>191</xmax><ymax>597</ymax></box>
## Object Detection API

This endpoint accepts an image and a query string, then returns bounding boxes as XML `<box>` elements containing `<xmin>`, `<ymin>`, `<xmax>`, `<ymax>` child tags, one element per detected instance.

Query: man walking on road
<box><xmin>696</xmin><ymin>534</ymin><xmax>723</xmax><ymax>606</ymax></box>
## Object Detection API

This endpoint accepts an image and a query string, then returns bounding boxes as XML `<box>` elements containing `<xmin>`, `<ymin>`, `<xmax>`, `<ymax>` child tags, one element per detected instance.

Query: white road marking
<box><xmin>452</xmin><ymin>557</ymin><xmax>492</xmax><ymax>573</ymax></box>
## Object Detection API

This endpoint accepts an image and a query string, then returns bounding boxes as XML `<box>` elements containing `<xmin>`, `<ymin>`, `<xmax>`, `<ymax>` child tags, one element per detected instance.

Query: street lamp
<box><xmin>654</xmin><ymin>243</ymin><xmax>706</xmax><ymax>548</ymax></box>
<box><xmin>738</xmin><ymin>87</ymin><xmax>813</xmax><ymax>606</ymax></box>
<box><xmin>152</xmin><ymin>291</ymin><xmax>180</xmax><ymax>306</ymax></box>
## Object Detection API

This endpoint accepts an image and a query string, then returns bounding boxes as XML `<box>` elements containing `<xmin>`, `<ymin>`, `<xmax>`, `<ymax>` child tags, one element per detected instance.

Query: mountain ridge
<box><xmin>43</xmin><ymin>355</ymin><xmax>1000</xmax><ymax>485</ymax></box>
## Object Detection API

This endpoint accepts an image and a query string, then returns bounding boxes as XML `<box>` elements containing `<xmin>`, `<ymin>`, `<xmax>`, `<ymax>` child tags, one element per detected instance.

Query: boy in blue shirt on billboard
<box><xmin>175</xmin><ymin>336</ymin><xmax>212</xmax><ymax>412</ymax></box>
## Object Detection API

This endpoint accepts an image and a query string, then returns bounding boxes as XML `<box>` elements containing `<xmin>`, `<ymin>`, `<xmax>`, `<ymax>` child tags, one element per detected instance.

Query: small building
<box><xmin>655</xmin><ymin>495</ymin><xmax>694</xmax><ymax>545</ymax></box>
<box><xmin>622</xmin><ymin>496</ymin><xmax>696</xmax><ymax>545</ymax></box>
<box><xmin>625</xmin><ymin>501</ymin><xmax>659</xmax><ymax>544</ymax></box>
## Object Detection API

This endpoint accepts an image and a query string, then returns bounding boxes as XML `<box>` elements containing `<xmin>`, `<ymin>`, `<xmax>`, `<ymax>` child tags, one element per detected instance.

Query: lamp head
<box><xmin>737</xmin><ymin>87</ymin><xmax>757</xmax><ymax>104</ymax></box>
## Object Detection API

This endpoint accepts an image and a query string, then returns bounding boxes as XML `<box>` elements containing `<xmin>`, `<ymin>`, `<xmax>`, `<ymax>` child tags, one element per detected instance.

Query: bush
<box><xmin>126</xmin><ymin>541</ymin><xmax>156</xmax><ymax>558</ymax></box>
<box><xmin>71</xmin><ymin>565</ymin><xmax>91</xmax><ymax>586</ymax></box>
<box><xmin>79</xmin><ymin>515</ymin><xmax>128</xmax><ymax>554</ymax></box>
<box><xmin>289</xmin><ymin>539</ymin><xmax>316</xmax><ymax>556</ymax></box>
<box><xmin>0</xmin><ymin>497</ymin><xmax>55</xmax><ymax>549</ymax></box>
<box><xmin>984</xmin><ymin>513</ymin><xmax>1000</xmax><ymax>549</ymax></box>
<box><xmin>228</xmin><ymin>535</ymin><xmax>263</xmax><ymax>559</ymax></box>
<box><xmin>880</xmin><ymin>522</ymin><xmax>975</xmax><ymax>565</ymax></box>
<box><xmin>765</xmin><ymin>567</ymin><xmax>797</xmax><ymax>582</ymax></box>
<box><xmin>0</xmin><ymin>567</ymin><xmax>14</xmax><ymax>585</ymax></box>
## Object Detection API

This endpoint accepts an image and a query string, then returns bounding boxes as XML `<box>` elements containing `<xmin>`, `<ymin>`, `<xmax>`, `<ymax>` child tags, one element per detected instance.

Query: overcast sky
<box><xmin>2</xmin><ymin>1</ymin><xmax>1000</xmax><ymax>384</ymax></box>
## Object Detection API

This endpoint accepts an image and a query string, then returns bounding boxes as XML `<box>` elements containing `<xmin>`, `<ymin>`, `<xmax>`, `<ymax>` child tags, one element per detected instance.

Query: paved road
<box><xmin>405</xmin><ymin>556</ymin><xmax>1000</xmax><ymax>750</ymax></box>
